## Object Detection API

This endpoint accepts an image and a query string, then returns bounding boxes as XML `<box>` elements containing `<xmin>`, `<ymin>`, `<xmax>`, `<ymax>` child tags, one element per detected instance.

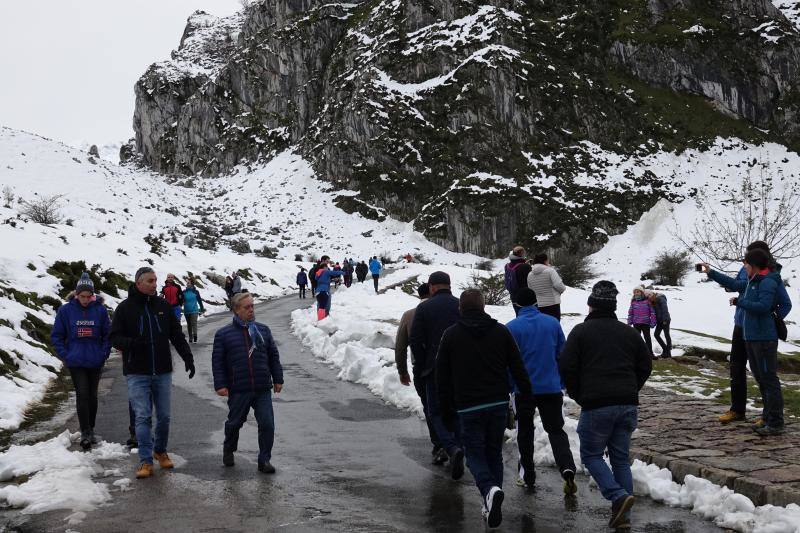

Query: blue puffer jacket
<box><xmin>709</xmin><ymin>269</ymin><xmax>789</xmax><ymax>341</ymax></box>
<box><xmin>732</xmin><ymin>266</ymin><xmax>792</xmax><ymax>326</ymax></box>
<box><xmin>313</xmin><ymin>268</ymin><xmax>345</xmax><ymax>293</ymax></box>
<box><xmin>369</xmin><ymin>259</ymin><xmax>382</xmax><ymax>275</ymax></box>
<box><xmin>506</xmin><ymin>306</ymin><xmax>565</xmax><ymax>394</ymax></box>
<box><xmin>183</xmin><ymin>287</ymin><xmax>204</xmax><ymax>315</ymax></box>
<box><xmin>296</xmin><ymin>271</ymin><xmax>308</xmax><ymax>286</ymax></box>
<box><xmin>212</xmin><ymin>319</ymin><xmax>284</xmax><ymax>394</ymax></box>
<box><xmin>51</xmin><ymin>296</ymin><xmax>111</xmax><ymax>368</ymax></box>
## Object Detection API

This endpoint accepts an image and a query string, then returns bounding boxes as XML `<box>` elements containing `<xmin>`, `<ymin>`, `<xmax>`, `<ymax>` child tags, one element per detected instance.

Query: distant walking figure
<box><xmin>369</xmin><ymin>256</ymin><xmax>383</xmax><ymax>293</ymax></box>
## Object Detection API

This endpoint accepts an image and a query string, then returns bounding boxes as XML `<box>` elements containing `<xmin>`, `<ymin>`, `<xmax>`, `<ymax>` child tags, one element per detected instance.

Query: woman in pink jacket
<box><xmin>627</xmin><ymin>286</ymin><xmax>657</xmax><ymax>359</ymax></box>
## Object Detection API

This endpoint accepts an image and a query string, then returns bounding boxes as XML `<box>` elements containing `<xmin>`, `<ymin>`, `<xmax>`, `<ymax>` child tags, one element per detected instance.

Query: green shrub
<box><xmin>641</xmin><ymin>249</ymin><xmax>693</xmax><ymax>286</ymax></box>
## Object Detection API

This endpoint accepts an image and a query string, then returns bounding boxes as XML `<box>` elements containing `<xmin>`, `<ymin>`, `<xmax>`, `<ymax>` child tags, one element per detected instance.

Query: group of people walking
<box><xmin>294</xmin><ymin>255</ymin><xmax>384</xmax><ymax>319</ymax></box>
<box><xmin>396</xmin><ymin>263</ymin><xmax>652</xmax><ymax>529</ymax></box>
<box><xmin>51</xmin><ymin>267</ymin><xmax>283</xmax><ymax>479</ymax></box>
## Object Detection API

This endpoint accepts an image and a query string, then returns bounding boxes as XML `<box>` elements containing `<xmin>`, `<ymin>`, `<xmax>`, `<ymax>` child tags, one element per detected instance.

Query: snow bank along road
<box><xmin>2</xmin><ymin>296</ymin><xmax>722</xmax><ymax>532</ymax></box>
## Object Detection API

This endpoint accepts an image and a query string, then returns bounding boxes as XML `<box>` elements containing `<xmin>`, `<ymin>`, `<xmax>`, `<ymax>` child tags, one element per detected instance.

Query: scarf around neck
<box><xmin>233</xmin><ymin>315</ymin><xmax>266</xmax><ymax>351</ymax></box>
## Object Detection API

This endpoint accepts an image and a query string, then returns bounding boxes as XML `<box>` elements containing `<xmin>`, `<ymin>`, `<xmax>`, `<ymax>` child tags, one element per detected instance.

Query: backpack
<box><xmin>504</xmin><ymin>262</ymin><xmax>523</xmax><ymax>292</ymax></box>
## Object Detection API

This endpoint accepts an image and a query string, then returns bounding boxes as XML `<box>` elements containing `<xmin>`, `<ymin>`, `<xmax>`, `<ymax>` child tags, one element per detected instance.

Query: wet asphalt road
<box><xmin>9</xmin><ymin>296</ymin><xmax>725</xmax><ymax>533</ymax></box>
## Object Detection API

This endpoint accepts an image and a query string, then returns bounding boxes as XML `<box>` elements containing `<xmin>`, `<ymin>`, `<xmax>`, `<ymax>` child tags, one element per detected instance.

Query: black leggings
<box><xmin>654</xmin><ymin>321</ymin><xmax>672</xmax><ymax>356</ymax></box>
<box><xmin>633</xmin><ymin>324</ymin><xmax>654</xmax><ymax>356</ymax></box>
<box><xmin>69</xmin><ymin>367</ymin><xmax>102</xmax><ymax>433</ymax></box>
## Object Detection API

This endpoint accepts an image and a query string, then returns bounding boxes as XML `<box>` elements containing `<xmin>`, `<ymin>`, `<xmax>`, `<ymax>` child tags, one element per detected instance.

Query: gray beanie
<box><xmin>75</xmin><ymin>272</ymin><xmax>94</xmax><ymax>294</ymax></box>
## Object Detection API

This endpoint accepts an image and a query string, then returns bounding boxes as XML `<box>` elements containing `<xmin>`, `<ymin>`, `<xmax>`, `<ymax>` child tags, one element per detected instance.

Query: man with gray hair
<box><xmin>110</xmin><ymin>267</ymin><xmax>195</xmax><ymax>479</ymax></box>
<box><xmin>212</xmin><ymin>292</ymin><xmax>284</xmax><ymax>474</ymax></box>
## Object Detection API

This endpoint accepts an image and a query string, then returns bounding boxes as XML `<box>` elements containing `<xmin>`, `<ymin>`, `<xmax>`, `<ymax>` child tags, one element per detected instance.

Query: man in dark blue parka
<box><xmin>212</xmin><ymin>292</ymin><xmax>284</xmax><ymax>473</ymax></box>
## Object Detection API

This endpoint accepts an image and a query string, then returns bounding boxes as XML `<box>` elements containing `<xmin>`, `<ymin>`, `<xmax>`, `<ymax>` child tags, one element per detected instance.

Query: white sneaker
<box><xmin>485</xmin><ymin>486</ymin><xmax>504</xmax><ymax>528</ymax></box>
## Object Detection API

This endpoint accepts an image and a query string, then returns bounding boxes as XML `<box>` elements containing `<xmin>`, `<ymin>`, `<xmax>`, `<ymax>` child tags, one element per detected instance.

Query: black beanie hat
<box><xmin>516</xmin><ymin>287</ymin><xmax>537</xmax><ymax>307</ymax></box>
<box><xmin>428</xmin><ymin>271</ymin><xmax>450</xmax><ymax>286</ymax></box>
<box><xmin>587</xmin><ymin>280</ymin><xmax>618</xmax><ymax>311</ymax></box>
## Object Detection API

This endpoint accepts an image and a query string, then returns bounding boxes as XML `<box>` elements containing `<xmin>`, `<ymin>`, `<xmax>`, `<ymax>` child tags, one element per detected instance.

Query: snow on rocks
<box><xmin>0</xmin><ymin>431</ymin><xmax>128</xmax><ymax>520</ymax></box>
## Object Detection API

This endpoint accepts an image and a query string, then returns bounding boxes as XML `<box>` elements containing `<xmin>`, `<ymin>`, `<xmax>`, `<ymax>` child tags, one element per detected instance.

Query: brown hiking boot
<box><xmin>718</xmin><ymin>411</ymin><xmax>745</xmax><ymax>424</ymax></box>
<box><xmin>135</xmin><ymin>463</ymin><xmax>153</xmax><ymax>479</ymax></box>
<box><xmin>153</xmin><ymin>452</ymin><xmax>174</xmax><ymax>469</ymax></box>
<box><xmin>751</xmin><ymin>418</ymin><xmax>765</xmax><ymax>430</ymax></box>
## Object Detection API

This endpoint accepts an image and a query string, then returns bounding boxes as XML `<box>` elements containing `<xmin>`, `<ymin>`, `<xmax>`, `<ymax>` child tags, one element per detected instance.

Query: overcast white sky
<box><xmin>0</xmin><ymin>0</ymin><xmax>241</xmax><ymax>146</ymax></box>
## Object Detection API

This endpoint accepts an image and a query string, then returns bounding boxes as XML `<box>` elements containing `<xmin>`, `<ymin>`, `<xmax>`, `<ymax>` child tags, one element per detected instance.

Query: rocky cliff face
<box><xmin>129</xmin><ymin>0</ymin><xmax>800</xmax><ymax>256</ymax></box>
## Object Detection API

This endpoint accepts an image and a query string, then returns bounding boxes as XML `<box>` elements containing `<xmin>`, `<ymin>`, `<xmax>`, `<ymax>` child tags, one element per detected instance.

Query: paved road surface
<box><xmin>6</xmin><ymin>296</ymin><xmax>725</xmax><ymax>532</ymax></box>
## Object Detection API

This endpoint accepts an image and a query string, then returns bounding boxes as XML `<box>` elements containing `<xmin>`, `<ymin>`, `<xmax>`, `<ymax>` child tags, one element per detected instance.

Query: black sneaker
<box><xmin>80</xmin><ymin>435</ymin><xmax>92</xmax><ymax>451</ymax></box>
<box><xmin>432</xmin><ymin>447</ymin><xmax>448</xmax><ymax>466</ymax></box>
<box><xmin>258</xmin><ymin>462</ymin><xmax>276</xmax><ymax>474</ymax></box>
<box><xmin>609</xmin><ymin>495</ymin><xmax>635</xmax><ymax>528</ymax></box>
<box><xmin>755</xmin><ymin>425</ymin><xmax>785</xmax><ymax>437</ymax></box>
<box><xmin>450</xmin><ymin>448</ymin><xmax>465</xmax><ymax>480</ymax></box>
<box><xmin>89</xmin><ymin>430</ymin><xmax>100</xmax><ymax>445</ymax></box>
<box><xmin>223</xmin><ymin>451</ymin><xmax>234</xmax><ymax>467</ymax></box>
<box><xmin>485</xmin><ymin>486</ymin><xmax>504</xmax><ymax>528</ymax></box>
<box><xmin>126</xmin><ymin>435</ymin><xmax>138</xmax><ymax>448</ymax></box>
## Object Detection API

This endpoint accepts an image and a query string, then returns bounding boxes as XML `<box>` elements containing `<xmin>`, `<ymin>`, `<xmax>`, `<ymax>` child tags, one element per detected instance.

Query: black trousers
<box><xmin>298</xmin><ymin>285</ymin><xmax>306</xmax><ymax>299</ymax></box>
<box><xmin>729</xmin><ymin>326</ymin><xmax>748</xmax><ymax>414</ymax></box>
<box><xmin>413</xmin><ymin>374</ymin><xmax>442</xmax><ymax>450</ymax></box>
<box><xmin>633</xmin><ymin>324</ymin><xmax>654</xmax><ymax>356</ymax></box>
<box><xmin>538</xmin><ymin>304</ymin><xmax>561</xmax><ymax>322</ymax></box>
<box><xmin>516</xmin><ymin>393</ymin><xmax>576</xmax><ymax>477</ymax></box>
<box><xmin>372</xmin><ymin>274</ymin><xmax>380</xmax><ymax>292</ymax></box>
<box><xmin>69</xmin><ymin>367</ymin><xmax>102</xmax><ymax>433</ymax></box>
<box><xmin>654</xmin><ymin>320</ymin><xmax>672</xmax><ymax>356</ymax></box>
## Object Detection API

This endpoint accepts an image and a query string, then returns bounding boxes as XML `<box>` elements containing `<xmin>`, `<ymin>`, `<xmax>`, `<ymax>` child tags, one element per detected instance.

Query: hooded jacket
<box><xmin>211</xmin><ymin>319</ymin><xmax>284</xmax><ymax>394</ymax></box>
<box><xmin>527</xmin><ymin>263</ymin><xmax>566</xmax><ymax>307</ymax></box>
<box><xmin>732</xmin><ymin>265</ymin><xmax>792</xmax><ymax>327</ymax></box>
<box><xmin>183</xmin><ymin>287</ymin><xmax>204</xmax><ymax>315</ymax></box>
<box><xmin>506</xmin><ymin>305</ymin><xmax>565</xmax><ymax>394</ymax></box>
<box><xmin>709</xmin><ymin>269</ymin><xmax>790</xmax><ymax>341</ymax></box>
<box><xmin>369</xmin><ymin>259</ymin><xmax>383</xmax><ymax>276</ymax></box>
<box><xmin>296</xmin><ymin>271</ymin><xmax>308</xmax><ymax>286</ymax></box>
<box><xmin>409</xmin><ymin>289</ymin><xmax>460</xmax><ymax>377</ymax></box>
<box><xmin>505</xmin><ymin>256</ymin><xmax>532</xmax><ymax>302</ymax></box>
<box><xmin>161</xmin><ymin>282</ymin><xmax>184</xmax><ymax>307</ymax></box>
<box><xmin>652</xmin><ymin>293</ymin><xmax>670</xmax><ymax>323</ymax></box>
<box><xmin>559</xmin><ymin>310</ymin><xmax>652</xmax><ymax>410</ymax></box>
<box><xmin>314</xmin><ymin>268</ymin><xmax>346</xmax><ymax>292</ymax></box>
<box><xmin>51</xmin><ymin>295</ymin><xmax>111</xmax><ymax>368</ymax></box>
<box><xmin>436</xmin><ymin>310</ymin><xmax>532</xmax><ymax>415</ymax></box>
<box><xmin>110</xmin><ymin>285</ymin><xmax>194</xmax><ymax>375</ymax></box>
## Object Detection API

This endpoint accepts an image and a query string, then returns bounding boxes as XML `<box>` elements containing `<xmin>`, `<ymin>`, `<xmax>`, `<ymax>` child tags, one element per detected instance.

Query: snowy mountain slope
<box><xmin>0</xmin><ymin>125</ymin><xmax>480</xmax><ymax>431</ymax></box>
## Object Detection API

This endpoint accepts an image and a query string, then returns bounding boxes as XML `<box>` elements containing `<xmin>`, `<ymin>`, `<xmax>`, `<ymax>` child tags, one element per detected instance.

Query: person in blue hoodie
<box><xmin>183</xmin><ymin>281</ymin><xmax>205</xmax><ymax>343</ymax></box>
<box><xmin>369</xmin><ymin>256</ymin><xmax>383</xmax><ymax>293</ymax></box>
<box><xmin>718</xmin><ymin>241</ymin><xmax>793</xmax><ymax>425</ymax></box>
<box><xmin>703</xmin><ymin>247</ymin><xmax>792</xmax><ymax>436</ymax></box>
<box><xmin>506</xmin><ymin>288</ymin><xmax>577</xmax><ymax>493</ymax></box>
<box><xmin>51</xmin><ymin>273</ymin><xmax>111</xmax><ymax>450</ymax></box>
<box><xmin>296</xmin><ymin>268</ymin><xmax>308</xmax><ymax>299</ymax></box>
<box><xmin>313</xmin><ymin>256</ymin><xmax>345</xmax><ymax>316</ymax></box>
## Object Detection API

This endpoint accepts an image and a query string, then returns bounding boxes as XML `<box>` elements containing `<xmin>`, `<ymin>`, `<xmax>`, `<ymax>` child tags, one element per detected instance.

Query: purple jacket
<box><xmin>627</xmin><ymin>298</ymin><xmax>656</xmax><ymax>327</ymax></box>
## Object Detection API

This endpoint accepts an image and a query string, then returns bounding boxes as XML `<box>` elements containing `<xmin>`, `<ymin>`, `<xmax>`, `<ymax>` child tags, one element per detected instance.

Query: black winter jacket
<box><xmin>409</xmin><ymin>289</ymin><xmax>460</xmax><ymax>377</ymax></box>
<box><xmin>110</xmin><ymin>285</ymin><xmax>194</xmax><ymax>375</ymax></box>
<box><xmin>436</xmin><ymin>310</ymin><xmax>533</xmax><ymax>415</ymax></box>
<box><xmin>558</xmin><ymin>310</ymin><xmax>652</xmax><ymax>410</ymax></box>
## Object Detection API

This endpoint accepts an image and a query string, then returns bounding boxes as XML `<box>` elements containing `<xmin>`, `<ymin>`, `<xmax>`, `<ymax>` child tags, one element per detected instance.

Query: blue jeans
<box><xmin>424</xmin><ymin>378</ymin><xmax>460</xmax><ymax>455</ymax></box>
<box><xmin>459</xmin><ymin>405</ymin><xmax>507</xmax><ymax>499</ymax></box>
<box><xmin>576</xmin><ymin>405</ymin><xmax>637</xmax><ymax>502</ymax></box>
<box><xmin>224</xmin><ymin>390</ymin><xmax>275</xmax><ymax>464</ymax></box>
<box><xmin>127</xmin><ymin>373</ymin><xmax>172</xmax><ymax>464</ymax></box>
<box><xmin>172</xmin><ymin>305</ymin><xmax>181</xmax><ymax>322</ymax></box>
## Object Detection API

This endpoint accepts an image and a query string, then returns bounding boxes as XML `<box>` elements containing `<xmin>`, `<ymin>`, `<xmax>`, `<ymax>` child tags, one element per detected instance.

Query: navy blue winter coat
<box><xmin>51</xmin><ymin>296</ymin><xmax>111</xmax><ymax>368</ymax></box>
<box><xmin>709</xmin><ymin>269</ymin><xmax>790</xmax><ymax>341</ymax></box>
<box><xmin>296</xmin><ymin>272</ymin><xmax>308</xmax><ymax>286</ymax></box>
<box><xmin>212</xmin><ymin>319</ymin><xmax>284</xmax><ymax>394</ymax></box>
<box><xmin>409</xmin><ymin>289</ymin><xmax>460</xmax><ymax>377</ymax></box>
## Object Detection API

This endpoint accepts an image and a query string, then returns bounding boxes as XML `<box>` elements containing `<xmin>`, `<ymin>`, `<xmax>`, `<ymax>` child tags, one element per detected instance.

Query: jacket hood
<box><xmin>586</xmin><ymin>309</ymin><xmax>617</xmax><ymax>321</ymax></box>
<box><xmin>517</xmin><ymin>305</ymin><xmax>542</xmax><ymax>318</ymax></box>
<box><xmin>530</xmin><ymin>263</ymin><xmax>548</xmax><ymax>274</ymax></box>
<box><xmin>458</xmin><ymin>310</ymin><xmax>498</xmax><ymax>337</ymax></box>
<box><xmin>508</xmin><ymin>252</ymin><xmax>525</xmax><ymax>261</ymax></box>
